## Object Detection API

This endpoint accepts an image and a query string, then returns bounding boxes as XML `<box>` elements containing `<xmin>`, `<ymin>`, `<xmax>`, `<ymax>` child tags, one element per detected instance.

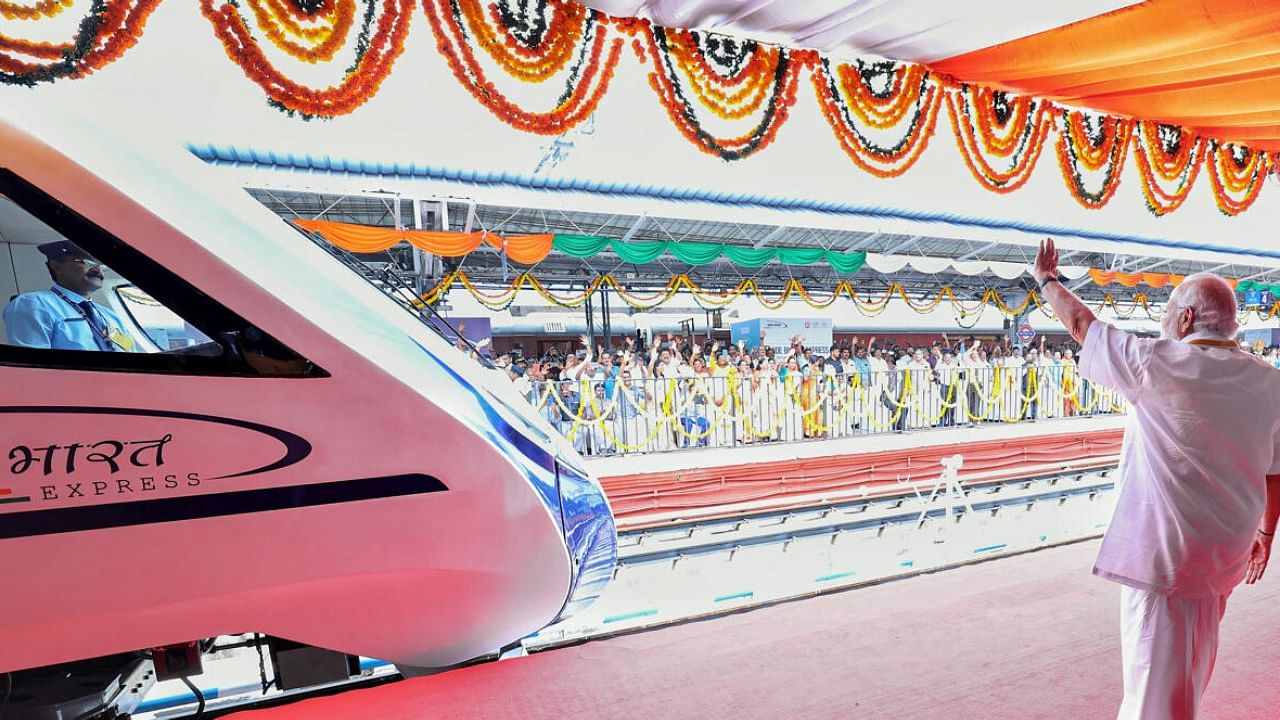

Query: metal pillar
<box><xmin>600</xmin><ymin>281</ymin><xmax>612</xmax><ymax>350</ymax></box>
<box><xmin>583</xmin><ymin>286</ymin><xmax>595</xmax><ymax>348</ymax></box>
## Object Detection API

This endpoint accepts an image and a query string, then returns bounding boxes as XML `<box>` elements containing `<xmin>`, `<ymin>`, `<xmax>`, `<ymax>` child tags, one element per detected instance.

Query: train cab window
<box><xmin>0</xmin><ymin>171</ymin><xmax>324</xmax><ymax>377</ymax></box>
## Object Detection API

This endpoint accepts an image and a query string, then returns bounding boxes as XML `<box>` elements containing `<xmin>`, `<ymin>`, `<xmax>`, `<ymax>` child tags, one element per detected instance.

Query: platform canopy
<box><xmin>246</xmin><ymin>186</ymin><xmax>1280</xmax><ymax>333</ymax></box>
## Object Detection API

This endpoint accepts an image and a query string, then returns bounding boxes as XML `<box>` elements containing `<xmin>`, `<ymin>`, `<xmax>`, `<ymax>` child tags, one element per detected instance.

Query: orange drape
<box><xmin>1089</xmin><ymin>268</ymin><xmax>1241</xmax><ymax>290</ymax></box>
<box><xmin>929</xmin><ymin>0</ymin><xmax>1280</xmax><ymax>151</ymax></box>
<box><xmin>291</xmin><ymin>219</ymin><xmax>554</xmax><ymax>264</ymax></box>
<box><xmin>1089</xmin><ymin>269</ymin><xmax>1184</xmax><ymax>289</ymax></box>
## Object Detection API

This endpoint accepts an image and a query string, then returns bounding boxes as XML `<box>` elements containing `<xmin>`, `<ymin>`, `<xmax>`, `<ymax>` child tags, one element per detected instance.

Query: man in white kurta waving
<box><xmin>1034</xmin><ymin>238</ymin><xmax>1280</xmax><ymax>719</ymax></box>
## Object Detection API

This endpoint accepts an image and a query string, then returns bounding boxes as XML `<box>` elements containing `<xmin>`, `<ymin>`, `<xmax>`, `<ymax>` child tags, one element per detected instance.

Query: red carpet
<box><xmin>226</xmin><ymin>539</ymin><xmax>1280</xmax><ymax>719</ymax></box>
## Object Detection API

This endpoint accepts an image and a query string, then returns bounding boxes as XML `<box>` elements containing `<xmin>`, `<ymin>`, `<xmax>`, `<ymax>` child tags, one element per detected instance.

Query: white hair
<box><xmin>1169</xmin><ymin>273</ymin><xmax>1239</xmax><ymax>337</ymax></box>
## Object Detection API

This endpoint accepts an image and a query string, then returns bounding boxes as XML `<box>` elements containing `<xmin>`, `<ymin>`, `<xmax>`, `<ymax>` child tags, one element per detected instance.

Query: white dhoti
<box><xmin>1118</xmin><ymin>585</ymin><xmax>1228</xmax><ymax>720</ymax></box>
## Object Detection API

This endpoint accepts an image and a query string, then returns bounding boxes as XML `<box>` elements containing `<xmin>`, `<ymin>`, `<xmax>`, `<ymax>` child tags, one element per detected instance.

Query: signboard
<box><xmin>731</xmin><ymin>318</ymin><xmax>834</xmax><ymax>353</ymax></box>
<box><xmin>1016</xmin><ymin>323</ymin><xmax>1036</xmax><ymax>344</ymax></box>
<box><xmin>1245</xmin><ymin>288</ymin><xmax>1262</xmax><ymax>308</ymax></box>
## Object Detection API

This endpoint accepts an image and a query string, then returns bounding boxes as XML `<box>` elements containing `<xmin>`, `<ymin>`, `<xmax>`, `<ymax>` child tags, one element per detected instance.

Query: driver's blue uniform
<box><xmin>4</xmin><ymin>284</ymin><xmax>130</xmax><ymax>351</ymax></box>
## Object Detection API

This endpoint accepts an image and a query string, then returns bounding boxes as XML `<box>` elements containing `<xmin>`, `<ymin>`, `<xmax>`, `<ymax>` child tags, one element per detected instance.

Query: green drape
<box><xmin>551</xmin><ymin>235</ymin><xmax>865</xmax><ymax>273</ymax></box>
<box><xmin>1236</xmin><ymin>280</ymin><xmax>1280</xmax><ymax>295</ymax></box>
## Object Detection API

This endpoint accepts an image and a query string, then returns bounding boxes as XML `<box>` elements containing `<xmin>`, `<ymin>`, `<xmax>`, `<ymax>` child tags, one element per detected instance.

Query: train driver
<box><xmin>3</xmin><ymin>241</ymin><xmax>135</xmax><ymax>352</ymax></box>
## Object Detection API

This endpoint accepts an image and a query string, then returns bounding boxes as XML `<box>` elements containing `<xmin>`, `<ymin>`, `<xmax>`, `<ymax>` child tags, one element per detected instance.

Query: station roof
<box><xmin>248</xmin><ymin>187</ymin><xmax>1280</xmax><ymax>309</ymax></box>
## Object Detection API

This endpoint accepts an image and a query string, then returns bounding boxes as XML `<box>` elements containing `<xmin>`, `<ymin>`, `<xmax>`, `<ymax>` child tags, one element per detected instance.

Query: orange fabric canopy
<box><xmin>291</xmin><ymin>219</ymin><xmax>554</xmax><ymax>264</ymax></box>
<box><xmin>1088</xmin><ymin>268</ymin><xmax>1240</xmax><ymax>290</ymax></box>
<box><xmin>930</xmin><ymin>0</ymin><xmax>1280</xmax><ymax>151</ymax></box>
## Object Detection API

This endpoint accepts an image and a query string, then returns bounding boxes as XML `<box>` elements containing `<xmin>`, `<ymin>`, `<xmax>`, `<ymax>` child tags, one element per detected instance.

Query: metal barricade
<box><xmin>524</xmin><ymin>362</ymin><xmax>1126</xmax><ymax>456</ymax></box>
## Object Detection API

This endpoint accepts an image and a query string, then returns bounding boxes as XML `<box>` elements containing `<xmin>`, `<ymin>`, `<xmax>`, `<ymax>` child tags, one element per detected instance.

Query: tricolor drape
<box><xmin>293</xmin><ymin>219</ymin><xmax>868</xmax><ymax>272</ymax></box>
<box><xmin>290</xmin><ymin>219</ymin><xmax>555</xmax><ymax>264</ymax></box>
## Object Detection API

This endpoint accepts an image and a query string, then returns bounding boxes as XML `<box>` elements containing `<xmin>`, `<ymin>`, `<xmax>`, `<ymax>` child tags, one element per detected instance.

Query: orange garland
<box><xmin>1205</xmin><ymin>142</ymin><xmax>1273</xmax><ymax>215</ymax></box>
<box><xmin>660</xmin><ymin>28</ymin><xmax>778</xmax><ymax>120</ymax></box>
<box><xmin>1</xmin><ymin>1</ymin><xmax>1272</xmax><ymax>217</ymax></box>
<box><xmin>834</xmin><ymin>61</ymin><xmax>930</xmax><ymax>130</ymax></box>
<box><xmin>811</xmin><ymin>58</ymin><xmax>941</xmax><ymax>177</ymax></box>
<box><xmin>634</xmin><ymin>22</ymin><xmax>808</xmax><ymax>160</ymax></box>
<box><xmin>201</xmin><ymin>0</ymin><xmax>412</xmax><ymax>117</ymax></box>
<box><xmin>422</xmin><ymin>0</ymin><xmax>622</xmax><ymax>135</ymax></box>
<box><xmin>1132</xmin><ymin>121</ymin><xmax>1204</xmax><ymax>215</ymax></box>
<box><xmin>467</xmin><ymin>0</ymin><xmax>586</xmax><ymax>81</ymax></box>
<box><xmin>0</xmin><ymin>0</ymin><xmax>71</xmax><ymax>21</ymax></box>
<box><xmin>0</xmin><ymin>0</ymin><xmax>161</xmax><ymax>80</ymax></box>
<box><xmin>969</xmin><ymin>86</ymin><xmax>1035</xmax><ymax>156</ymax></box>
<box><xmin>243</xmin><ymin>0</ymin><xmax>356</xmax><ymax>63</ymax></box>
<box><xmin>946</xmin><ymin>83</ymin><xmax>1051</xmax><ymax>192</ymax></box>
<box><xmin>1055</xmin><ymin>109</ymin><xmax>1133</xmax><ymax>210</ymax></box>
<box><xmin>1064</xmin><ymin>111</ymin><xmax>1130</xmax><ymax>172</ymax></box>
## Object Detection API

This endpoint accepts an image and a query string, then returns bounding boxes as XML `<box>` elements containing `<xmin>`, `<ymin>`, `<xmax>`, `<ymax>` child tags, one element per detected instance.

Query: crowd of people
<box><xmin>469</xmin><ymin>331</ymin><xmax>1131</xmax><ymax>456</ymax></box>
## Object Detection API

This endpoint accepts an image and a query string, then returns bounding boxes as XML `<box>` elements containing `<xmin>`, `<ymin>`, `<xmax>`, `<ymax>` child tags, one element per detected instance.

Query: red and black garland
<box><xmin>810</xmin><ymin>57</ymin><xmax>940</xmax><ymax>176</ymax></box>
<box><xmin>1205</xmin><ymin>141</ymin><xmax>1273</xmax><ymax>216</ymax></box>
<box><xmin>634</xmin><ymin>23</ymin><xmax>808</xmax><ymax>160</ymax></box>
<box><xmin>201</xmin><ymin>0</ymin><xmax>413</xmax><ymax>117</ymax></box>
<box><xmin>422</xmin><ymin>0</ymin><xmax>622</xmax><ymax>135</ymax></box>
<box><xmin>0</xmin><ymin>0</ymin><xmax>162</xmax><ymax>85</ymax></box>
<box><xmin>1132</xmin><ymin>121</ymin><xmax>1204</xmax><ymax>216</ymax></box>
<box><xmin>946</xmin><ymin>83</ymin><xmax>1051</xmax><ymax>193</ymax></box>
<box><xmin>1054</xmin><ymin>109</ymin><xmax>1133</xmax><ymax>210</ymax></box>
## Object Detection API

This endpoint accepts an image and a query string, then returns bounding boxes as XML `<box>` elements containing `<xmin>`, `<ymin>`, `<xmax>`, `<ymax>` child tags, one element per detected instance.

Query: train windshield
<box><xmin>0</xmin><ymin>176</ymin><xmax>321</xmax><ymax>377</ymax></box>
<box><xmin>289</xmin><ymin>223</ymin><xmax>494</xmax><ymax>368</ymax></box>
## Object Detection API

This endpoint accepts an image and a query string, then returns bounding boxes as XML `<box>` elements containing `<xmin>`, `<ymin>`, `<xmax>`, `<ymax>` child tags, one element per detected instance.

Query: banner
<box><xmin>732</xmin><ymin>318</ymin><xmax>833</xmax><ymax>353</ymax></box>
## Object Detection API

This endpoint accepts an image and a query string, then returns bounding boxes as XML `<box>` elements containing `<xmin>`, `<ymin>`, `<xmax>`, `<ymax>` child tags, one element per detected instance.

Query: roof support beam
<box><xmin>954</xmin><ymin>240</ymin><xmax>1000</xmax><ymax>263</ymax></box>
<box><xmin>1072</xmin><ymin>255</ymin><xmax>1131</xmax><ymax>292</ymax></box>
<box><xmin>462</xmin><ymin>201</ymin><xmax>477</xmax><ymax>233</ymax></box>
<box><xmin>881</xmin><ymin>234</ymin><xmax>921</xmax><ymax>256</ymax></box>
<box><xmin>1238</xmin><ymin>267</ymin><xmax>1280</xmax><ymax>282</ymax></box>
<box><xmin>619</xmin><ymin>214</ymin><xmax>647</xmax><ymax>243</ymax></box>
<box><xmin>849</xmin><ymin>231</ymin><xmax>882</xmax><ymax>252</ymax></box>
<box><xmin>754</xmin><ymin>225</ymin><xmax>788</xmax><ymax>249</ymax></box>
<box><xmin>1134</xmin><ymin>258</ymin><xmax>1173</xmax><ymax>273</ymax></box>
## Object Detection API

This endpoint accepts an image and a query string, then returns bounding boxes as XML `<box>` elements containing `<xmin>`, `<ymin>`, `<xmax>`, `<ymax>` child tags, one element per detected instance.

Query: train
<box><xmin>0</xmin><ymin>111</ymin><xmax>616</xmax><ymax>714</ymax></box>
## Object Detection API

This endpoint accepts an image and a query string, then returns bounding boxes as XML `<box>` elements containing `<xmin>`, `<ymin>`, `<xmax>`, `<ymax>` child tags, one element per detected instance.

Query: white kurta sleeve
<box><xmin>1077</xmin><ymin>321</ymin><xmax>1151</xmax><ymax>404</ymax></box>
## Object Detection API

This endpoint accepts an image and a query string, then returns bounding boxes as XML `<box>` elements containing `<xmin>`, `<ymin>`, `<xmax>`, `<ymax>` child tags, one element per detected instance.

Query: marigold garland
<box><xmin>837</xmin><ymin>60</ymin><xmax>930</xmax><ymax>130</ymax></box>
<box><xmin>421</xmin><ymin>269</ymin><xmax>1178</xmax><ymax>323</ymax></box>
<box><xmin>201</xmin><ymin>0</ymin><xmax>412</xmax><ymax>117</ymax></box>
<box><xmin>1132</xmin><ymin>121</ymin><xmax>1204</xmax><ymax>215</ymax></box>
<box><xmin>660</xmin><ymin>28</ymin><xmax>778</xmax><ymax>120</ymax></box>
<box><xmin>1054</xmin><ymin>109</ymin><xmax>1133</xmax><ymax>210</ymax></box>
<box><xmin>243</xmin><ymin>0</ymin><xmax>355</xmax><ymax>63</ymax></box>
<box><xmin>1204</xmin><ymin>141</ymin><xmax>1273</xmax><ymax>216</ymax></box>
<box><xmin>946</xmin><ymin>83</ymin><xmax>1051</xmax><ymax>192</ymax></box>
<box><xmin>0</xmin><ymin>0</ymin><xmax>72</xmax><ymax>20</ymax></box>
<box><xmin>2</xmin><ymin>0</ymin><xmax>1274</xmax><ymax>217</ymax></box>
<box><xmin>469</xmin><ymin>0</ymin><xmax>585</xmax><ymax>82</ymax></box>
<box><xmin>811</xmin><ymin>57</ymin><xmax>941</xmax><ymax>177</ymax></box>
<box><xmin>635</xmin><ymin>22</ymin><xmax>807</xmax><ymax>160</ymax></box>
<box><xmin>422</xmin><ymin>0</ymin><xmax>621</xmax><ymax>135</ymax></box>
<box><xmin>0</xmin><ymin>0</ymin><xmax>162</xmax><ymax>84</ymax></box>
